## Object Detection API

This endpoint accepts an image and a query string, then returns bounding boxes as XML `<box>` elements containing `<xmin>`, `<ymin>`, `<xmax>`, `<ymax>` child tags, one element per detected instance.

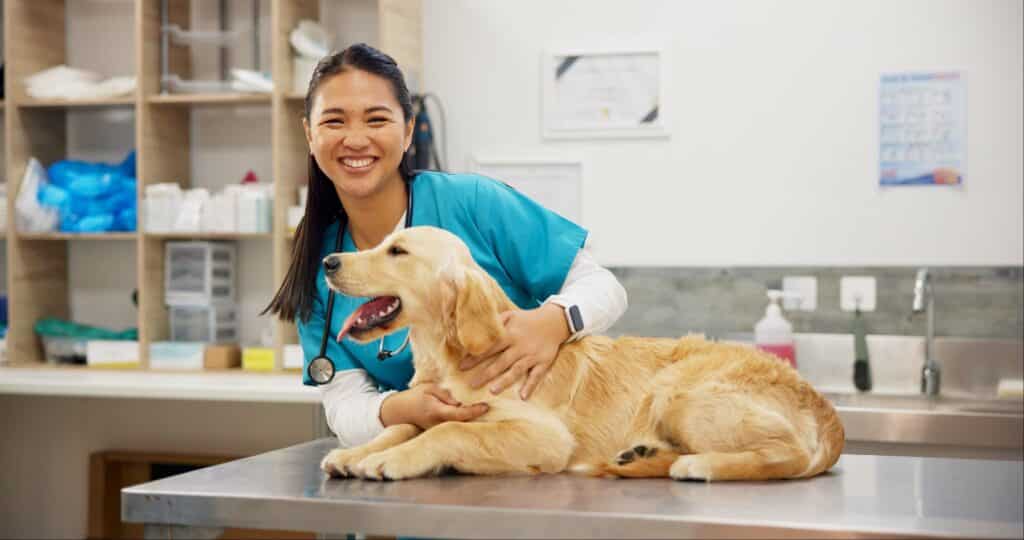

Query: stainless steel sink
<box><xmin>822</xmin><ymin>391</ymin><xmax>1023</xmax><ymax>460</ymax></box>
<box><xmin>823</xmin><ymin>392</ymin><xmax>1024</xmax><ymax>416</ymax></box>
<box><xmin>935</xmin><ymin>337</ymin><xmax>1023</xmax><ymax>399</ymax></box>
<box><xmin>957</xmin><ymin>406</ymin><xmax>1022</xmax><ymax>415</ymax></box>
<box><xmin>807</xmin><ymin>337</ymin><xmax>1024</xmax><ymax>459</ymax></box>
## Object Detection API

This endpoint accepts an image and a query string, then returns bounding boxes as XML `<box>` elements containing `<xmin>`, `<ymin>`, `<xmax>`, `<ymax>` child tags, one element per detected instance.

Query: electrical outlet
<box><xmin>782</xmin><ymin>276</ymin><xmax>817</xmax><ymax>311</ymax></box>
<box><xmin>840</xmin><ymin>276</ymin><xmax>877</xmax><ymax>311</ymax></box>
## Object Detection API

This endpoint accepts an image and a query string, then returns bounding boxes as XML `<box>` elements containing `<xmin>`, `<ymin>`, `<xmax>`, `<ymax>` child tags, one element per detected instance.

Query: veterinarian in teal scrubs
<box><xmin>264</xmin><ymin>43</ymin><xmax>627</xmax><ymax>449</ymax></box>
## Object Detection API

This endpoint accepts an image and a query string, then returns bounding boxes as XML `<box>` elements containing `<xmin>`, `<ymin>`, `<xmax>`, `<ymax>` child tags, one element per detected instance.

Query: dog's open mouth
<box><xmin>336</xmin><ymin>296</ymin><xmax>402</xmax><ymax>341</ymax></box>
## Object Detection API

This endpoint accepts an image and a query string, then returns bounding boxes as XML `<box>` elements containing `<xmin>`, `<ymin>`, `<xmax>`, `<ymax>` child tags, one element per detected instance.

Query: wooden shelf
<box><xmin>16</xmin><ymin>232</ymin><xmax>138</xmax><ymax>241</ymax></box>
<box><xmin>148</xmin><ymin>93</ymin><xmax>272</xmax><ymax>106</ymax></box>
<box><xmin>3</xmin><ymin>0</ymin><xmax>423</xmax><ymax>370</ymax></box>
<box><xmin>144</xmin><ymin>232</ymin><xmax>273</xmax><ymax>240</ymax></box>
<box><xmin>18</xmin><ymin>96</ymin><xmax>136</xmax><ymax>108</ymax></box>
<box><xmin>0</xmin><ymin>366</ymin><xmax>318</xmax><ymax>403</ymax></box>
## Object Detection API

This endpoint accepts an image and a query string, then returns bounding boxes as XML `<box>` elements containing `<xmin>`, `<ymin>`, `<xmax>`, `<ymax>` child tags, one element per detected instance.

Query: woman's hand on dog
<box><xmin>460</xmin><ymin>304</ymin><xmax>571</xmax><ymax>400</ymax></box>
<box><xmin>380</xmin><ymin>383</ymin><xmax>490</xmax><ymax>430</ymax></box>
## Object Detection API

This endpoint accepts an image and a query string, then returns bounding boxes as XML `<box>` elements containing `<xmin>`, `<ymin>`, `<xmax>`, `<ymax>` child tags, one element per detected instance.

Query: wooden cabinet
<box><xmin>2</xmin><ymin>0</ymin><xmax>422</xmax><ymax>370</ymax></box>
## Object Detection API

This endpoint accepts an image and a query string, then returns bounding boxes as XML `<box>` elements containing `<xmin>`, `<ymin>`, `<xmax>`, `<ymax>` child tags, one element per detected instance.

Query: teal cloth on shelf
<box><xmin>33</xmin><ymin>317</ymin><xmax>138</xmax><ymax>340</ymax></box>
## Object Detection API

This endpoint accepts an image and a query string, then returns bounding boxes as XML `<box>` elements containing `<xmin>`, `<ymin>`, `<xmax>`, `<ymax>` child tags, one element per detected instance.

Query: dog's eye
<box><xmin>388</xmin><ymin>245</ymin><xmax>408</xmax><ymax>256</ymax></box>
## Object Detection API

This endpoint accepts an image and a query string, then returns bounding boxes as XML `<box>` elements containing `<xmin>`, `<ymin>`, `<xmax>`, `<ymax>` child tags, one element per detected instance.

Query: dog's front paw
<box><xmin>321</xmin><ymin>447</ymin><xmax>376</xmax><ymax>478</ymax></box>
<box><xmin>354</xmin><ymin>448</ymin><xmax>442</xmax><ymax>481</ymax></box>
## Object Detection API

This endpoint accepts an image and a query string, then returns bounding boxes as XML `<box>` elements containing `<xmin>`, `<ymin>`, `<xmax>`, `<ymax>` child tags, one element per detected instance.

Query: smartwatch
<box><xmin>566</xmin><ymin>304</ymin><xmax>584</xmax><ymax>335</ymax></box>
<box><xmin>555</xmin><ymin>302</ymin><xmax>584</xmax><ymax>342</ymax></box>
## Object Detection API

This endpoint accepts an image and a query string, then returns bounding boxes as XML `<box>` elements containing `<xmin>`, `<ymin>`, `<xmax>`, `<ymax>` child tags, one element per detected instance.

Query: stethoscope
<box><xmin>307</xmin><ymin>185</ymin><xmax>414</xmax><ymax>386</ymax></box>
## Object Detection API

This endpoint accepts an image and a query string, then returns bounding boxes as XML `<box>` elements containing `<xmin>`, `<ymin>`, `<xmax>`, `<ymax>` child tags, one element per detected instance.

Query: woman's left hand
<box><xmin>460</xmin><ymin>304</ymin><xmax>570</xmax><ymax>399</ymax></box>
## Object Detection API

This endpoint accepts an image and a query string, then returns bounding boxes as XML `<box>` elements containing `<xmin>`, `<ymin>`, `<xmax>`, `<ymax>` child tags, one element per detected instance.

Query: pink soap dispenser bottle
<box><xmin>755</xmin><ymin>290</ymin><xmax>796</xmax><ymax>368</ymax></box>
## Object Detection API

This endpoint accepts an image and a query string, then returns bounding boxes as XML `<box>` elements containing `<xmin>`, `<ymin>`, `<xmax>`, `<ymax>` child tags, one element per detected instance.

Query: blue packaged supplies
<box><xmin>116</xmin><ymin>208</ymin><xmax>137</xmax><ymax>232</ymax></box>
<box><xmin>38</xmin><ymin>150</ymin><xmax>138</xmax><ymax>233</ymax></box>
<box><xmin>76</xmin><ymin>214</ymin><xmax>115</xmax><ymax>233</ymax></box>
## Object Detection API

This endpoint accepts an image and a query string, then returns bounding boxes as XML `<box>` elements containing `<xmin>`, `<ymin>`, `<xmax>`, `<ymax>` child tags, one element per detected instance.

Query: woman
<box><xmin>264</xmin><ymin>43</ymin><xmax>628</xmax><ymax>448</ymax></box>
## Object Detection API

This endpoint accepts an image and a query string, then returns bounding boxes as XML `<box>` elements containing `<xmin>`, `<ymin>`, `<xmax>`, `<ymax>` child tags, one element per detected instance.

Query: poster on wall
<box><xmin>542</xmin><ymin>47</ymin><xmax>667</xmax><ymax>139</ymax></box>
<box><xmin>879</xmin><ymin>71</ymin><xmax>966</xmax><ymax>187</ymax></box>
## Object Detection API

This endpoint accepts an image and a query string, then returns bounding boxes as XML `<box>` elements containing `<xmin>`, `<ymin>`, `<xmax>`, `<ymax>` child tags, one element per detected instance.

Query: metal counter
<box><xmin>123</xmin><ymin>438</ymin><xmax>1024</xmax><ymax>539</ymax></box>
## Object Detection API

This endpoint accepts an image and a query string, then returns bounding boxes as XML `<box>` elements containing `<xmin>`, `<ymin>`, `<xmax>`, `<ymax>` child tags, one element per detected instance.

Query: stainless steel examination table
<box><xmin>122</xmin><ymin>438</ymin><xmax>1023</xmax><ymax>539</ymax></box>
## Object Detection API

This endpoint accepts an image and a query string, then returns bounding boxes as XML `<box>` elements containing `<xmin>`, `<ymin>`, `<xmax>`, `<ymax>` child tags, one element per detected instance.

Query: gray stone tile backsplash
<box><xmin>606</xmin><ymin>266</ymin><xmax>1024</xmax><ymax>340</ymax></box>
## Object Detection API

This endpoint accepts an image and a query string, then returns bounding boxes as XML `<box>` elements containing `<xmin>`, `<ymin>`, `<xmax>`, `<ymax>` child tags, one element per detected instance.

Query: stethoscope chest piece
<box><xmin>308</xmin><ymin>355</ymin><xmax>335</xmax><ymax>385</ymax></box>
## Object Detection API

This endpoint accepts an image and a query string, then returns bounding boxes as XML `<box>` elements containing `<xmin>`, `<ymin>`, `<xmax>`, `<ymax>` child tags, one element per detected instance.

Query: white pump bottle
<box><xmin>755</xmin><ymin>290</ymin><xmax>796</xmax><ymax>368</ymax></box>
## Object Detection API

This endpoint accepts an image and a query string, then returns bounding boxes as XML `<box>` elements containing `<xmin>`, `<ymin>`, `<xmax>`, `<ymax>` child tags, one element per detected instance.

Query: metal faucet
<box><xmin>912</xmin><ymin>268</ymin><xmax>940</xmax><ymax>396</ymax></box>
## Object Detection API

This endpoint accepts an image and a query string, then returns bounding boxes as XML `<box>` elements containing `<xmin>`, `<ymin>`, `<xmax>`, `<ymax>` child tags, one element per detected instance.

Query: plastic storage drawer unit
<box><xmin>170</xmin><ymin>304</ymin><xmax>238</xmax><ymax>343</ymax></box>
<box><xmin>165</xmin><ymin>241</ymin><xmax>236</xmax><ymax>306</ymax></box>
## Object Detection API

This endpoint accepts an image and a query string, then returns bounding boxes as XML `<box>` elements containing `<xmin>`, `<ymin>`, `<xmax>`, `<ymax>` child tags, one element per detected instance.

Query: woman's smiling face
<box><xmin>304</xmin><ymin>68</ymin><xmax>414</xmax><ymax>201</ymax></box>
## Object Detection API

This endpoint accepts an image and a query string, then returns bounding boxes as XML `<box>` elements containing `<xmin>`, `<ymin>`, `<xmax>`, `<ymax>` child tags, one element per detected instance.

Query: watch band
<box><xmin>546</xmin><ymin>297</ymin><xmax>585</xmax><ymax>343</ymax></box>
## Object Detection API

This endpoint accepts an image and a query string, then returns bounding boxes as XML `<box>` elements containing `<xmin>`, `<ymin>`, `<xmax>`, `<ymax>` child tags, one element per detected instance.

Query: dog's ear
<box><xmin>441</xmin><ymin>265</ymin><xmax>504</xmax><ymax>357</ymax></box>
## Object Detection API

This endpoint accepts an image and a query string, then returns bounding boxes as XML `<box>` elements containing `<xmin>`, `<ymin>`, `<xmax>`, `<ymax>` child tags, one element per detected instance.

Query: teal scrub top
<box><xmin>297</xmin><ymin>171</ymin><xmax>588</xmax><ymax>389</ymax></box>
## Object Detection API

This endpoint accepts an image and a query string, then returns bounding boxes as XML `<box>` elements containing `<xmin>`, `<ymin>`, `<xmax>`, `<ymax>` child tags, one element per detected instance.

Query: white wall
<box><xmin>53</xmin><ymin>0</ymin><xmax>1024</xmax><ymax>329</ymax></box>
<box><xmin>420</xmin><ymin>0</ymin><xmax>1024</xmax><ymax>267</ymax></box>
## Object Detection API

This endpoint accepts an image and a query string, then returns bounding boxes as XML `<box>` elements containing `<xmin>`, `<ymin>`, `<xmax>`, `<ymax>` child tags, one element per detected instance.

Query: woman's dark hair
<box><xmin>263</xmin><ymin>43</ymin><xmax>416</xmax><ymax>322</ymax></box>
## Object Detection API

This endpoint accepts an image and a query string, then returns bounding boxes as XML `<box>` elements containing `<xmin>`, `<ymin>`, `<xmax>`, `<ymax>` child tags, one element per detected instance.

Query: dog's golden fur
<box><xmin>320</xmin><ymin>226</ymin><xmax>844</xmax><ymax>482</ymax></box>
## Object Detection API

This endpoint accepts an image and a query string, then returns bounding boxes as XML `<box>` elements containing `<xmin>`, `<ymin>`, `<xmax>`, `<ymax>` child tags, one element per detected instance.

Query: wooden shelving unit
<box><xmin>18</xmin><ymin>97</ymin><xmax>136</xmax><ymax>109</ymax></box>
<box><xmin>144</xmin><ymin>232</ymin><xmax>273</xmax><ymax>240</ymax></box>
<box><xmin>17</xmin><ymin>233</ymin><xmax>138</xmax><ymax>241</ymax></box>
<box><xmin>2</xmin><ymin>0</ymin><xmax>424</xmax><ymax>371</ymax></box>
<box><xmin>147</xmin><ymin>92</ymin><xmax>271</xmax><ymax>106</ymax></box>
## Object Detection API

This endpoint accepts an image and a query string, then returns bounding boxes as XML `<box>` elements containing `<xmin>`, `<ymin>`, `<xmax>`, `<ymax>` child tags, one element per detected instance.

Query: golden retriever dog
<box><xmin>319</xmin><ymin>226</ymin><xmax>844</xmax><ymax>482</ymax></box>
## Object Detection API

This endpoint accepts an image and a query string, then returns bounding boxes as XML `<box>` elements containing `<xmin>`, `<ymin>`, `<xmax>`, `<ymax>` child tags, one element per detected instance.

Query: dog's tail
<box><xmin>580</xmin><ymin>448</ymin><xmax>683</xmax><ymax>478</ymax></box>
<box><xmin>799</xmin><ymin>398</ymin><xmax>845</xmax><ymax>478</ymax></box>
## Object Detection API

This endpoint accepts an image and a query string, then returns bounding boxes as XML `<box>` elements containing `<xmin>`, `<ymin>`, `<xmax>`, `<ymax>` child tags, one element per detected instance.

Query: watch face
<box><xmin>308</xmin><ymin>356</ymin><xmax>335</xmax><ymax>385</ymax></box>
<box><xmin>568</xmin><ymin>304</ymin><xmax>584</xmax><ymax>333</ymax></box>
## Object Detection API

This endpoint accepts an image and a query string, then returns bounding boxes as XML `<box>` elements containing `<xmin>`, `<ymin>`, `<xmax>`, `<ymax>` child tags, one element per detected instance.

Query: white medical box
<box><xmin>170</xmin><ymin>304</ymin><xmax>238</xmax><ymax>343</ymax></box>
<box><xmin>149</xmin><ymin>341</ymin><xmax>205</xmax><ymax>370</ymax></box>
<box><xmin>86</xmin><ymin>340</ymin><xmax>140</xmax><ymax>368</ymax></box>
<box><xmin>165</xmin><ymin>241</ymin><xmax>236</xmax><ymax>306</ymax></box>
<box><xmin>283</xmin><ymin>344</ymin><xmax>304</xmax><ymax>370</ymax></box>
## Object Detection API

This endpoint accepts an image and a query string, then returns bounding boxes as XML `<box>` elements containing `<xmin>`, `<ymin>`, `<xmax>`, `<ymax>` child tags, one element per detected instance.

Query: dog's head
<box><xmin>324</xmin><ymin>226</ymin><xmax>509</xmax><ymax>357</ymax></box>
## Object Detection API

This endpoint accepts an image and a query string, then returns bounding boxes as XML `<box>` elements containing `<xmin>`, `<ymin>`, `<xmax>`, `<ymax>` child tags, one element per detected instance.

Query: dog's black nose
<box><xmin>323</xmin><ymin>255</ymin><xmax>341</xmax><ymax>276</ymax></box>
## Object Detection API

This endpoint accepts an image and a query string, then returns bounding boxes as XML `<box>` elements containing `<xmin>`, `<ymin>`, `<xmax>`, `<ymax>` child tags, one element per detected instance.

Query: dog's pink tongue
<box><xmin>336</xmin><ymin>310</ymin><xmax>360</xmax><ymax>342</ymax></box>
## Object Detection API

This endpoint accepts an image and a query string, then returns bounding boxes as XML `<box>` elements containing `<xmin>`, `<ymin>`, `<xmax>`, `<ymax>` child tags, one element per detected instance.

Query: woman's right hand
<box><xmin>380</xmin><ymin>383</ymin><xmax>489</xmax><ymax>430</ymax></box>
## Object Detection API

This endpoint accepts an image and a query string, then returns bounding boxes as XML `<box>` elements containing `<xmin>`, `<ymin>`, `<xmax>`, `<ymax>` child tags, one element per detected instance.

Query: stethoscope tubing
<box><xmin>312</xmin><ymin>183</ymin><xmax>414</xmax><ymax>382</ymax></box>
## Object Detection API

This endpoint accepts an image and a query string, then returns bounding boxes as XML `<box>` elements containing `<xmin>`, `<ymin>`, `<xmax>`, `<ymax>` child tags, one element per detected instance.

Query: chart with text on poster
<box><xmin>879</xmin><ymin>72</ymin><xmax>966</xmax><ymax>187</ymax></box>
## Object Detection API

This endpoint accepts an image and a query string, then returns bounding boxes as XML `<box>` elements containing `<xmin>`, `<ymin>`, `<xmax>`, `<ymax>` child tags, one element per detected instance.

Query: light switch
<box><xmin>840</xmin><ymin>276</ymin><xmax>877</xmax><ymax>311</ymax></box>
<box><xmin>782</xmin><ymin>276</ymin><xmax>817</xmax><ymax>311</ymax></box>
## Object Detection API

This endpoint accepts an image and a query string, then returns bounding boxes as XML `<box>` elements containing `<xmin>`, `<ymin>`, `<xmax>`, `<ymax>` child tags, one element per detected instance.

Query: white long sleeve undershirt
<box><xmin>319</xmin><ymin>234</ymin><xmax>628</xmax><ymax>448</ymax></box>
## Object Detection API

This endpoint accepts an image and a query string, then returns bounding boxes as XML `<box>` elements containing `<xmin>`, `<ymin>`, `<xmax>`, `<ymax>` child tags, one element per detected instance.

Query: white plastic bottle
<box><xmin>755</xmin><ymin>290</ymin><xmax>796</xmax><ymax>368</ymax></box>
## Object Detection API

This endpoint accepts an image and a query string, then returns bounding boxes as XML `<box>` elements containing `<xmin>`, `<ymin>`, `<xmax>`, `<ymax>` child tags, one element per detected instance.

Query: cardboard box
<box><xmin>204</xmin><ymin>344</ymin><xmax>241</xmax><ymax>370</ymax></box>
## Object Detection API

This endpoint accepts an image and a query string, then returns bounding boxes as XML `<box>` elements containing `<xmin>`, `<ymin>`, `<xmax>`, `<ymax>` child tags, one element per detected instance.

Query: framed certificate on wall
<box><xmin>542</xmin><ymin>47</ymin><xmax>668</xmax><ymax>140</ymax></box>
